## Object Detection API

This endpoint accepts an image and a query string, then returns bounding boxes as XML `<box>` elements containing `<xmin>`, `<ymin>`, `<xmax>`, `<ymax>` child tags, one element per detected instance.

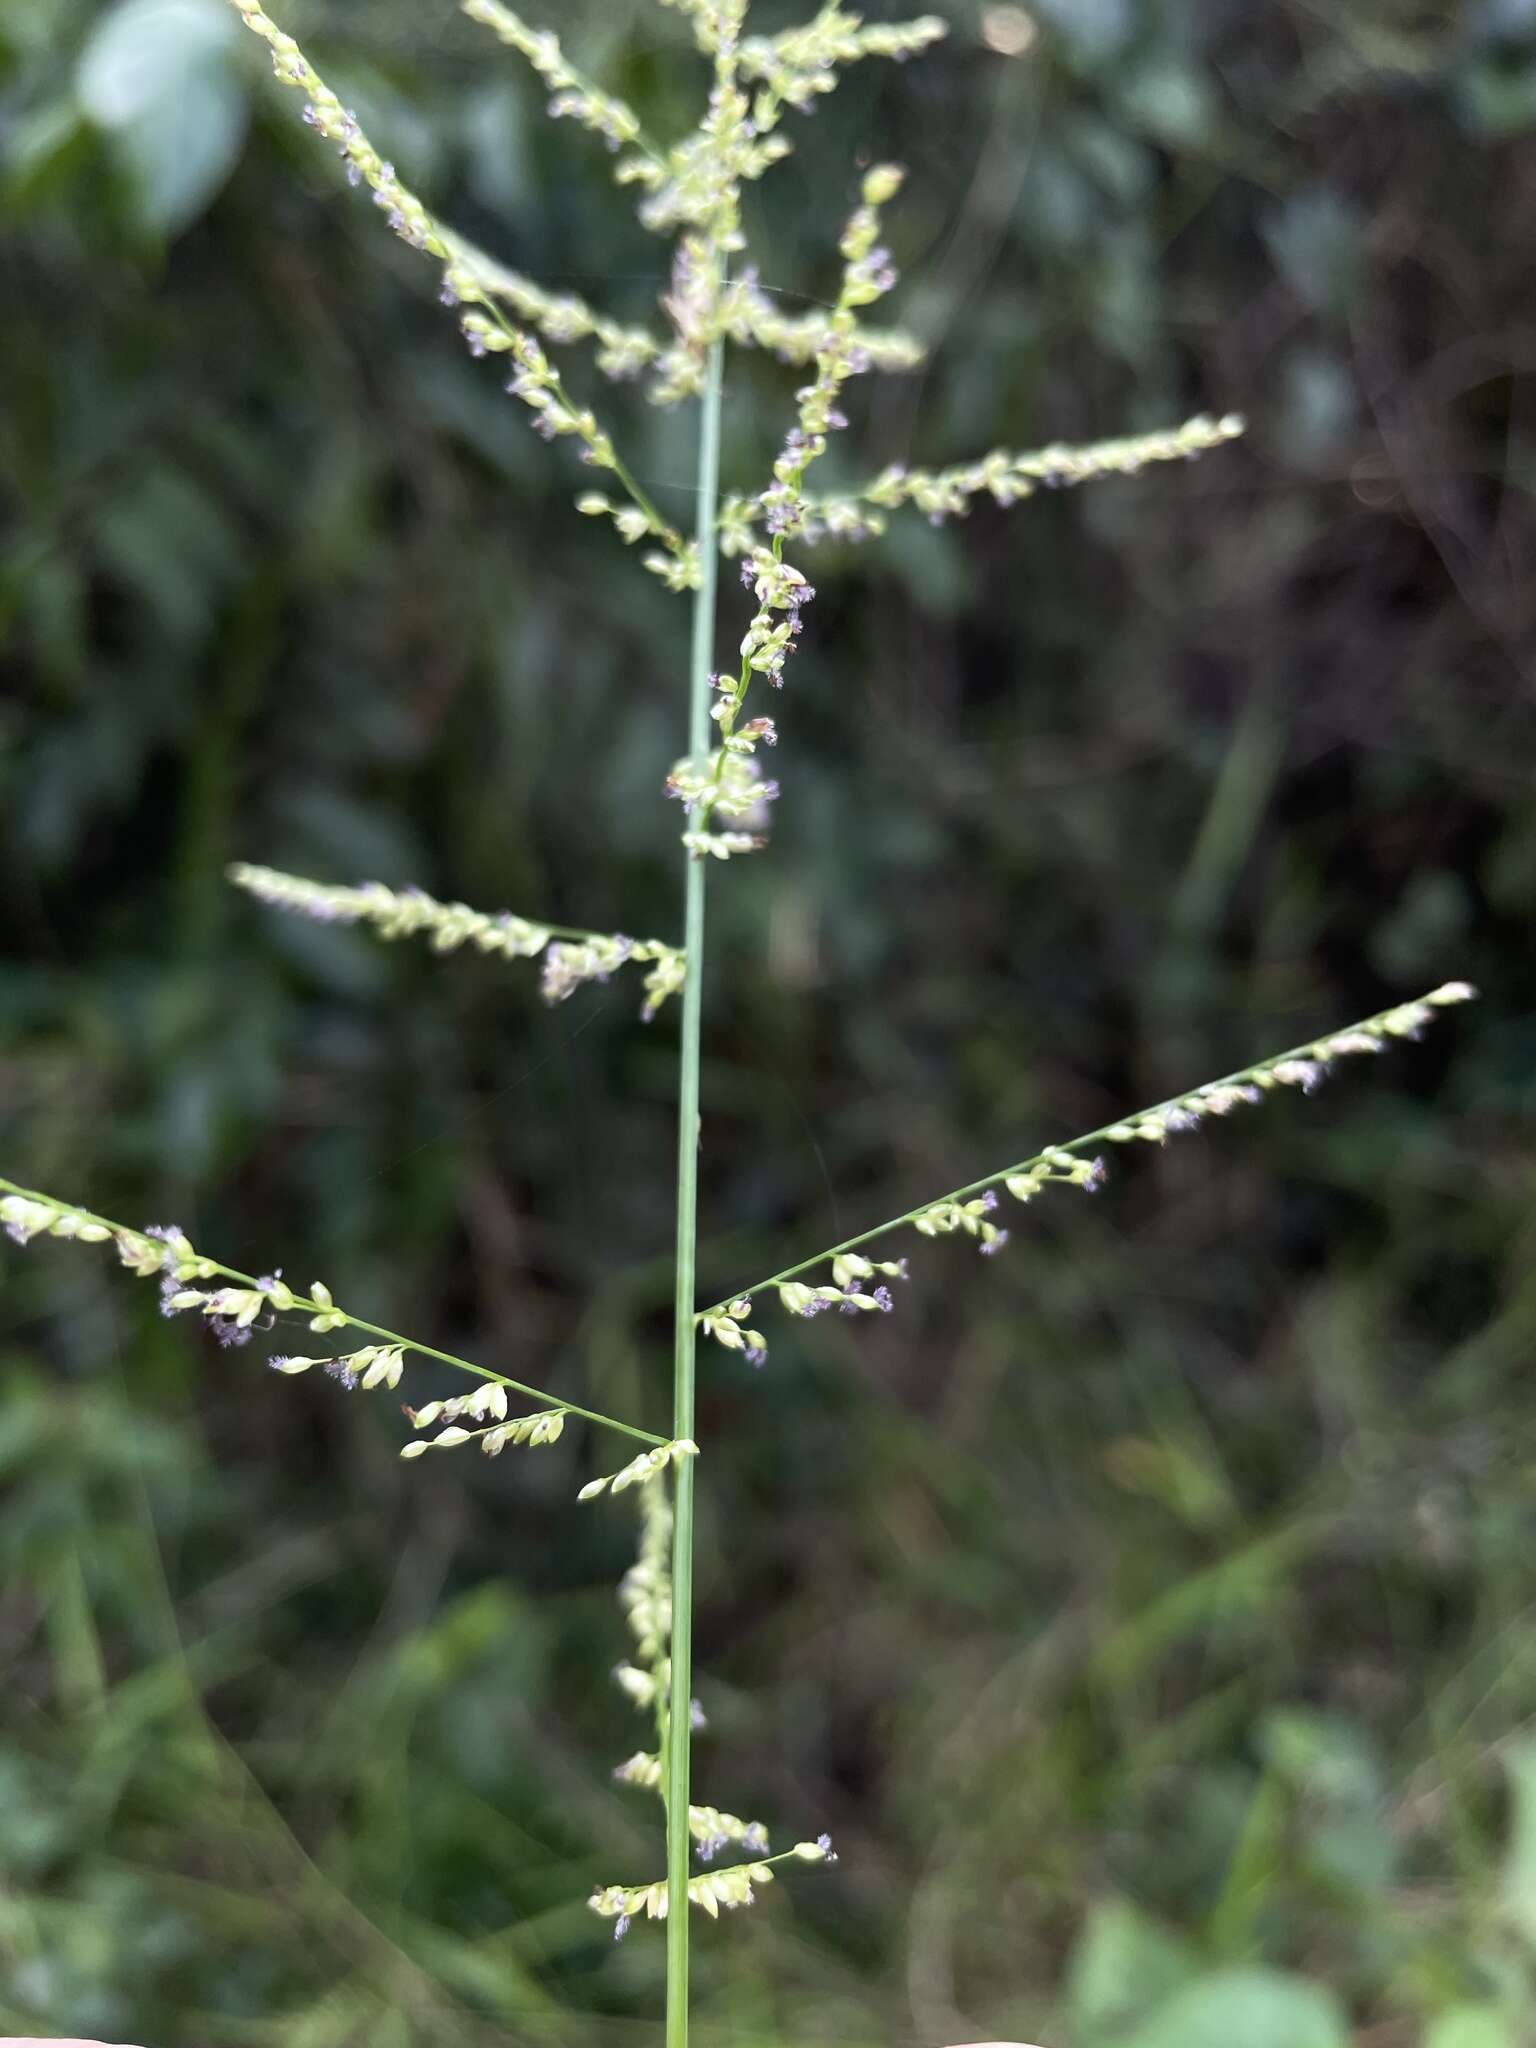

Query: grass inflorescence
<box><xmin>0</xmin><ymin>4</ymin><xmax>1479</xmax><ymax>2044</ymax></box>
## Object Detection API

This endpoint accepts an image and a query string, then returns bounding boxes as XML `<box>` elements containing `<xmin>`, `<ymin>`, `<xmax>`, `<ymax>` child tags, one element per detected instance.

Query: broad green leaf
<box><xmin>1067</xmin><ymin>1898</ymin><xmax>1196</xmax><ymax>2045</ymax></box>
<box><xmin>76</xmin><ymin>0</ymin><xmax>245</xmax><ymax>232</ymax></box>
<box><xmin>2</xmin><ymin>101</ymin><xmax>93</xmax><ymax>212</ymax></box>
<box><xmin>1259</xmin><ymin>1705</ymin><xmax>1398</xmax><ymax>1890</ymax></box>
<box><xmin>1427</xmin><ymin>2008</ymin><xmax>1517</xmax><ymax>2048</ymax></box>
<box><xmin>115</xmin><ymin>66</ymin><xmax>247</xmax><ymax>235</ymax></box>
<box><xmin>76</xmin><ymin>0</ymin><xmax>233</xmax><ymax>128</ymax></box>
<box><xmin>1124</xmin><ymin>1968</ymin><xmax>1349</xmax><ymax>2048</ymax></box>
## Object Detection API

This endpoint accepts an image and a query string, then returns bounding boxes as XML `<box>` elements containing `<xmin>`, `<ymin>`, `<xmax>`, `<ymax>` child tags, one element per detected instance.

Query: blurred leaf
<box><xmin>1031</xmin><ymin>0</ymin><xmax>1136</xmax><ymax>63</ymax></box>
<box><xmin>1101</xmin><ymin>1433</ymin><xmax>1236</xmax><ymax>1532</ymax></box>
<box><xmin>1262</xmin><ymin>1709</ymin><xmax>1381</xmax><ymax>1805</ymax></box>
<box><xmin>76</xmin><ymin>0</ymin><xmax>233</xmax><ymax>127</ymax></box>
<box><xmin>1067</xmin><ymin>1898</ymin><xmax>1196</xmax><ymax>2044</ymax></box>
<box><xmin>1455</xmin><ymin>58</ymin><xmax>1536</xmax><ymax>137</ymax></box>
<box><xmin>1262</xmin><ymin>188</ymin><xmax>1363</xmax><ymax>321</ymax></box>
<box><xmin>2</xmin><ymin>101</ymin><xmax>93</xmax><ymax>212</ymax></box>
<box><xmin>114</xmin><ymin>65</ymin><xmax>247</xmax><ymax>235</ymax></box>
<box><xmin>1121</xmin><ymin>61</ymin><xmax>1218</xmax><ymax>148</ymax></box>
<box><xmin>93</xmin><ymin>464</ymin><xmax>242</xmax><ymax>639</ymax></box>
<box><xmin>1426</xmin><ymin>2008</ymin><xmax>1518</xmax><ymax>2048</ymax></box>
<box><xmin>75</xmin><ymin>0</ymin><xmax>245</xmax><ymax>233</ymax></box>
<box><xmin>1125</xmin><ymin>1969</ymin><xmax>1350</xmax><ymax>2048</ymax></box>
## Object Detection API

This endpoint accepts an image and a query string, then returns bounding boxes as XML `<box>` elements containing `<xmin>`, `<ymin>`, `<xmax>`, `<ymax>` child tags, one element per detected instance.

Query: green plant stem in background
<box><xmin>667</xmin><ymin>323</ymin><xmax>725</xmax><ymax>2048</ymax></box>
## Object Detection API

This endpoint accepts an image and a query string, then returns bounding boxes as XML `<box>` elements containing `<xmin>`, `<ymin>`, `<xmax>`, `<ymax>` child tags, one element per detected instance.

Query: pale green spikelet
<box><xmin>227</xmin><ymin>864</ymin><xmax>687</xmax><ymax>1020</ymax></box>
<box><xmin>398</xmin><ymin>1406</ymin><xmax>567</xmax><ymax>1461</ymax></box>
<box><xmin>461</xmin><ymin>0</ymin><xmax>650</xmax><ymax>154</ymax></box>
<box><xmin>0</xmin><ymin>1177</ymin><xmax>660</xmax><ymax>1456</ymax></box>
<box><xmin>578</xmin><ymin>1438</ymin><xmax>699</xmax><ymax>1503</ymax></box>
<box><xmin>740</xmin><ymin>6</ymin><xmax>948</xmax><ymax>130</ymax></box>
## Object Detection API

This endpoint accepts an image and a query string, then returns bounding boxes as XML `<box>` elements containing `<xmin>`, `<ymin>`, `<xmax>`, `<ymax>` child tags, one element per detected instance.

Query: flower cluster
<box><xmin>700</xmin><ymin>1254</ymin><xmax>911</xmax><ymax>1368</ymax></box>
<box><xmin>1091</xmin><ymin>983</ymin><xmax>1477</xmax><ymax>1142</ymax></box>
<box><xmin>739</xmin><ymin>7</ymin><xmax>948</xmax><ymax>120</ymax></box>
<box><xmin>631</xmin><ymin>97</ymin><xmax>783</xmax><ymax>251</ymax></box>
<box><xmin>576</xmin><ymin>485</ymin><xmax>703</xmax><ymax>594</ymax></box>
<box><xmin>914</xmin><ymin>1189</ymin><xmax>1010</xmax><ymax>1257</ymax></box>
<box><xmin>752</xmin><ymin>161</ymin><xmax>907</xmax><ymax>559</ymax></box>
<box><xmin>461</xmin><ymin>1</ymin><xmax>649</xmax><ymax>153</ymax></box>
<box><xmin>578</xmin><ymin>1437</ymin><xmax>699</xmax><ymax>1503</ymax></box>
<box><xmin>0</xmin><ymin>1175</ymin><xmax>666</xmax><ymax>1485</ymax></box>
<box><xmin>653</xmin><ymin>0</ymin><xmax>749</xmax><ymax>58</ymax></box>
<box><xmin>667</xmin><ymin>749</ymin><xmax>779</xmax><ymax>854</ymax></box>
<box><xmin>603</xmin><ymin>1465</ymin><xmax>776</xmax><ymax>1912</ymax></box>
<box><xmin>612</xmin><ymin>1755</ymin><xmax>769</xmax><ymax>1860</ymax></box>
<box><xmin>718</xmin><ymin>269</ymin><xmax>924</xmax><ymax>376</ymax></box>
<box><xmin>270</xmin><ymin>1343</ymin><xmax>406</xmax><ymax>1391</ymax></box>
<box><xmin>2</xmin><ymin>1193</ymin><xmax>114</xmax><ymax>1250</ymax></box>
<box><xmin>589</xmin><ymin>1835</ymin><xmax>835</xmax><ymax>1941</ymax></box>
<box><xmin>677</xmin><ymin>165</ymin><xmax>906</xmax><ymax>856</ymax></box>
<box><xmin>688</xmin><ymin>1805</ymin><xmax>771</xmax><ymax>1862</ymax></box>
<box><xmin>228</xmin><ymin>864</ymin><xmax>686</xmax><ymax>1021</ymax></box>
<box><xmin>783</xmin><ymin>1250</ymin><xmax>907</xmax><ymax>1312</ymax></box>
<box><xmin>734</xmin><ymin>552</ymin><xmax>816</xmax><ymax>688</ymax></box>
<box><xmin>759</xmin><ymin>161</ymin><xmax>910</xmax><ymax>543</ymax></box>
<box><xmin>461</xmin><ymin>0</ymin><xmax>932</xmax><ymax>411</ymax></box>
<box><xmin>728</xmin><ymin>412</ymin><xmax>1250</xmax><ymax>546</ymax></box>
<box><xmin>224</xmin><ymin>0</ymin><xmax>685</xmax><ymax>569</ymax></box>
<box><xmin>444</xmin><ymin>235</ymin><xmax>660</xmax><ymax>382</ymax></box>
<box><xmin>915</xmin><ymin>1154</ymin><xmax>1108</xmax><ymax>1258</ymax></box>
<box><xmin>699</xmin><ymin>1297</ymin><xmax>769</xmax><ymax>1365</ymax></box>
<box><xmin>398</xmin><ymin>1405</ymin><xmax>567</xmax><ymax>1461</ymax></box>
<box><xmin>695</xmin><ymin>983</ymin><xmax>1478</xmax><ymax>1365</ymax></box>
<box><xmin>0</xmin><ymin>1186</ymin><xmax>361</xmax><ymax>1361</ymax></box>
<box><xmin>539</xmin><ymin>934</ymin><xmax>660</xmax><ymax>1015</ymax></box>
<box><xmin>164</xmin><ymin>1271</ymin><xmax>342</xmax><ymax>1349</ymax></box>
<box><xmin>225</xmin><ymin>0</ymin><xmax>443</xmax><ymax>256</ymax></box>
<box><xmin>591</xmin><ymin>1859</ymin><xmax>776</xmax><ymax>1938</ymax></box>
<box><xmin>619</xmin><ymin>1477</ymin><xmax>674</xmax><ymax>1671</ymax></box>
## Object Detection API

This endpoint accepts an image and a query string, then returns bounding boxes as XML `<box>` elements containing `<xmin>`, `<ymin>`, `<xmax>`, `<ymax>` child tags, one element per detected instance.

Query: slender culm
<box><xmin>667</xmin><ymin>310</ymin><xmax>726</xmax><ymax>2048</ymax></box>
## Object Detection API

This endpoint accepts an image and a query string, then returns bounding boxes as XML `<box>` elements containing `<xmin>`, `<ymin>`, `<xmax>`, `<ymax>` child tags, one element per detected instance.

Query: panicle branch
<box><xmin>0</xmin><ymin>1176</ymin><xmax>664</xmax><ymax>1447</ymax></box>
<box><xmin>654</xmin><ymin>0</ymin><xmax>750</xmax><ymax>61</ymax></box>
<box><xmin>398</xmin><ymin>1400</ymin><xmax>567</xmax><ymax>1462</ymax></box>
<box><xmin>740</xmin><ymin>6</ymin><xmax>947</xmax><ymax>129</ymax></box>
<box><xmin>223</xmin><ymin>0</ymin><xmax>684</xmax><ymax>564</ymax></box>
<box><xmin>730</xmin><ymin>411</ymin><xmax>1249</xmax><ymax>548</ymax></box>
<box><xmin>228</xmin><ymin>864</ymin><xmax>686</xmax><ymax>1021</ymax></box>
<box><xmin>665</xmin><ymin>165</ymin><xmax>909</xmax><ymax>862</ymax></box>
<box><xmin>717</xmin><ymin>273</ymin><xmax>924</xmax><ymax>380</ymax></box>
<box><xmin>590</xmin><ymin>1838</ymin><xmax>836</xmax><ymax>1942</ymax></box>
<box><xmin>579</xmin><ymin>1438</ymin><xmax>700</xmax><ymax>1502</ymax></box>
<box><xmin>460</xmin><ymin>0</ymin><xmax>662</xmax><ymax>161</ymax></box>
<box><xmin>600</xmin><ymin>1474</ymin><xmax>777</xmax><ymax>1921</ymax></box>
<box><xmin>444</xmin><ymin>232</ymin><xmax>663</xmax><ymax>384</ymax></box>
<box><xmin>697</xmin><ymin>984</ymin><xmax>1478</xmax><ymax>1365</ymax></box>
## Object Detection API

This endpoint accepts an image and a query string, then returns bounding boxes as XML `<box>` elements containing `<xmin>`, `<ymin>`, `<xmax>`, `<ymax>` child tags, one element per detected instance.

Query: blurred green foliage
<box><xmin>2</xmin><ymin>0</ymin><xmax>1534</xmax><ymax>2042</ymax></box>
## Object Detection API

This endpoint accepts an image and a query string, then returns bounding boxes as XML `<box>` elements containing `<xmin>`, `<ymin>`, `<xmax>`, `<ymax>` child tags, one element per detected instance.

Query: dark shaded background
<box><xmin>2</xmin><ymin>0</ymin><xmax>1534</xmax><ymax>2043</ymax></box>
